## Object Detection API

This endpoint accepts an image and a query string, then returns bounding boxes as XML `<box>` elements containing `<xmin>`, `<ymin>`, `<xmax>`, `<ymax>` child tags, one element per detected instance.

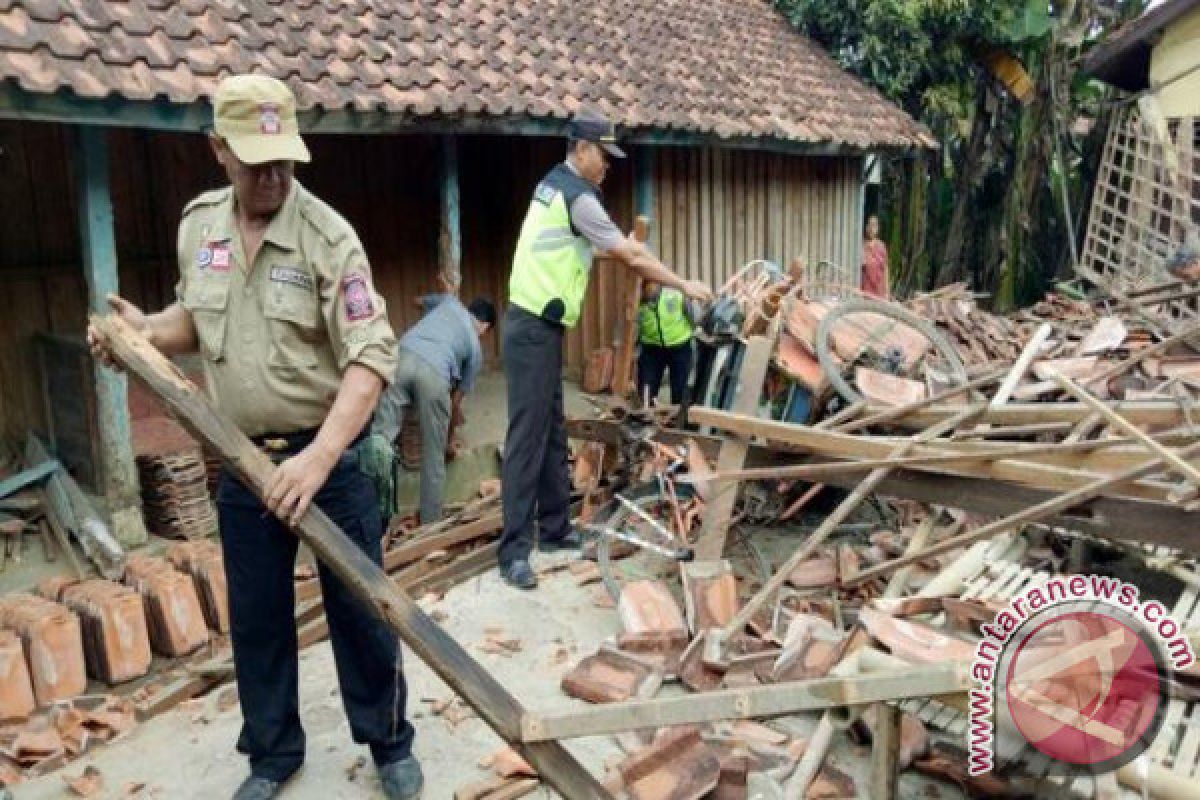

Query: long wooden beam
<box><xmin>866</xmin><ymin>401</ymin><xmax>1191</xmax><ymax>430</ymax></box>
<box><xmin>687</xmin><ymin>408</ymin><xmax>1180</xmax><ymax>504</ymax></box>
<box><xmin>90</xmin><ymin>314</ymin><xmax>608</xmax><ymax>798</ymax></box>
<box><xmin>565</xmin><ymin>417</ymin><xmax>1200</xmax><ymax>544</ymax></box>
<box><xmin>519</xmin><ymin>663</ymin><xmax>968</xmax><ymax>742</ymax></box>
<box><xmin>847</xmin><ymin>436</ymin><xmax>1200</xmax><ymax>585</ymax></box>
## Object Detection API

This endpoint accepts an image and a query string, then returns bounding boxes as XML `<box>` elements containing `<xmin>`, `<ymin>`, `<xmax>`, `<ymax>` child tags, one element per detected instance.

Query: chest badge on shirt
<box><xmin>342</xmin><ymin>272</ymin><xmax>375</xmax><ymax>321</ymax></box>
<box><xmin>270</xmin><ymin>266</ymin><xmax>314</xmax><ymax>292</ymax></box>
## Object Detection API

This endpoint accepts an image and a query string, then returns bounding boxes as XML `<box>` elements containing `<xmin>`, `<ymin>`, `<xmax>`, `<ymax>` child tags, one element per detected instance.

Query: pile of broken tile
<box><xmin>0</xmin><ymin>542</ymin><xmax>232</xmax><ymax>788</ymax></box>
<box><xmin>554</xmin><ymin>277</ymin><xmax>1200</xmax><ymax>797</ymax></box>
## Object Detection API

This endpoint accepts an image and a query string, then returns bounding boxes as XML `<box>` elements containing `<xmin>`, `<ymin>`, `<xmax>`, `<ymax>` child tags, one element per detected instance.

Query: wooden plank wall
<box><xmin>0</xmin><ymin>121</ymin><xmax>862</xmax><ymax>439</ymax></box>
<box><xmin>651</xmin><ymin>147</ymin><xmax>864</xmax><ymax>289</ymax></box>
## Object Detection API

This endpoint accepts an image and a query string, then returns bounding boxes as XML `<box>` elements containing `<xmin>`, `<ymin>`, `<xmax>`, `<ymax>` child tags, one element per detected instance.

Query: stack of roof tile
<box><xmin>167</xmin><ymin>540</ymin><xmax>230</xmax><ymax>634</ymax></box>
<box><xmin>136</xmin><ymin>449</ymin><xmax>218</xmax><ymax>540</ymax></box>
<box><xmin>55</xmin><ymin>581</ymin><xmax>153</xmax><ymax>685</ymax></box>
<box><xmin>0</xmin><ymin>594</ymin><xmax>87</xmax><ymax>706</ymax></box>
<box><xmin>123</xmin><ymin>555</ymin><xmax>209</xmax><ymax>658</ymax></box>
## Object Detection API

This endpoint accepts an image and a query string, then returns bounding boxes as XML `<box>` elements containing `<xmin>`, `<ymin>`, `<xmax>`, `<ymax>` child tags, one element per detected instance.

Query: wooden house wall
<box><xmin>0</xmin><ymin>120</ymin><xmax>863</xmax><ymax>440</ymax></box>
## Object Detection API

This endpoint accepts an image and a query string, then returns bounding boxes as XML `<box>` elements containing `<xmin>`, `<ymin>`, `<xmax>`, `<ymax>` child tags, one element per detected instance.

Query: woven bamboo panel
<box><xmin>1078</xmin><ymin>106</ymin><xmax>1199</xmax><ymax>334</ymax></box>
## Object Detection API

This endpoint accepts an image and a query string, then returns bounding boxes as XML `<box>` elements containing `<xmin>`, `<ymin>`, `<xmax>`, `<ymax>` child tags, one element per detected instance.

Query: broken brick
<box><xmin>166</xmin><ymin>540</ymin><xmax>230</xmax><ymax>634</ymax></box>
<box><xmin>561</xmin><ymin>648</ymin><xmax>662</xmax><ymax>704</ymax></box>
<box><xmin>712</xmin><ymin>751</ymin><xmax>749</xmax><ymax>800</ymax></box>
<box><xmin>808</xmin><ymin>765</ymin><xmax>856</xmax><ymax>799</ymax></box>
<box><xmin>35</xmin><ymin>575</ymin><xmax>79</xmax><ymax>603</ymax></box>
<box><xmin>0</xmin><ymin>630</ymin><xmax>35</xmax><ymax>722</ymax></box>
<box><xmin>786</xmin><ymin>556</ymin><xmax>838</xmax><ymax>590</ymax></box>
<box><xmin>59</xmin><ymin>580</ymin><xmax>152</xmax><ymax>685</ymax></box>
<box><xmin>617</xmin><ymin>630</ymin><xmax>689</xmax><ymax>676</ymax></box>
<box><xmin>489</xmin><ymin>746</ymin><xmax>536</xmax><ymax>779</ymax></box>
<box><xmin>857</xmin><ymin>610</ymin><xmax>976</xmax><ymax>664</ymax></box>
<box><xmin>0</xmin><ymin>593</ymin><xmax>87</xmax><ymax>706</ymax></box>
<box><xmin>677</xmin><ymin>633</ymin><xmax>725</xmax><ymax>693</ymax></box>
<box><xmin>618</xmin><ymin>727</ymin><xmax>721</xmax><ymax>800</ymax></box>
<box><xmin>123</xmin><ymin>555</ymin><xmax>210</xmax><ymax>657</ymax></box>
<box><xmin>681</xmin><ymin>560</ymin><xmax>738</xmax><ymax>633</ymax></box>
<box><xmin>617</xmin><ymin>581</ymin><xmax>687</xmax><ymax>638</ymax></box>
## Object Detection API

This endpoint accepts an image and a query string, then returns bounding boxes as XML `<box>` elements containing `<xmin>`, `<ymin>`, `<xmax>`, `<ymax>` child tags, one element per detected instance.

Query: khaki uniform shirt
<box><xmin>175</xmin><ymin>180</ymin><xmax>397</xmax><ymax>437</ymax></box>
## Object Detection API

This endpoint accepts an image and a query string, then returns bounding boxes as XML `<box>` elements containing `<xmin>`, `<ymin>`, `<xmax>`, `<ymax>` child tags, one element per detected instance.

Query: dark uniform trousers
<box><xmin>498</xmin><ymin>305</ymin><xmax>573</xmax><ymax>566</ymax></box>
<box><xmin>637</xmin><ymin>342</ymin><xmax>694</xmax><ymax>406</ymax></box>
<box><xmin>216</xmin><ymin>432</ymin><xmax>414</xmax><ymax>782</ymax></box>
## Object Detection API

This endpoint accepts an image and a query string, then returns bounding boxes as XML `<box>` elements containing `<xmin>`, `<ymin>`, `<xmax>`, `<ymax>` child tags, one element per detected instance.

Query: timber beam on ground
<box><xmin>864</xmin><ymin>401</ymin><xmax>1193</xmax><ymax>431</ymax></box>
<box><xmin>566</xmin><ymin>417</ymin><xmax>1200</xmax><ymax>546</ymax></box>
<box><xmin>519</xmin><ymin>663</ymin><xmax>968</xmax><ymax>742</ymax></box>
<box><xmin>686</xmin><ymin>408</ymin><xmax>1185</xmax><ymax>504</ymax></box>
<box><xmin>91</xmin><ymin>314</ymin><xmax>609</xmax><ymax>798</ymax></box>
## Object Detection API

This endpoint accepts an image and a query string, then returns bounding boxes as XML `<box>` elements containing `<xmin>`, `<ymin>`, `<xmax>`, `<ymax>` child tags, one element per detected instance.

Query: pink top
<box><xmin>862</xmin><ymin>239</ymin><xmax>889</xmax><ymax>299</ymax></box>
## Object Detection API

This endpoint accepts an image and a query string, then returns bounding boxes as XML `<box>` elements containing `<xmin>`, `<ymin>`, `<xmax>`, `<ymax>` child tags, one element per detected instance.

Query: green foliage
<box><xmin>775</xmin><ymin>0</ymin><xmax>1028</xmax><ymax>105</ymax></box>
<box><xmin>774</xmin><ymin>0</ymin><xmax>1146</xmax><ymax>305</ymax></box>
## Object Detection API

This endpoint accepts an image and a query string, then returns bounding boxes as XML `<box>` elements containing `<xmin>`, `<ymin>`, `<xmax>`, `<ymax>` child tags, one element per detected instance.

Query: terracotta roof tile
<box><xmin>0</xmin><ymin>0</ymin><xmax>933</xmax><ymax>149</ymax></box>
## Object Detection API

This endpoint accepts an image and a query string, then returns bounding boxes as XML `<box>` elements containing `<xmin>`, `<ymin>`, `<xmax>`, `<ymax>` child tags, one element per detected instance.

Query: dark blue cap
<box><xmin>567</xmin><ymin>109</ymin><xmax>626</xmax><ymax>159</ymax></box>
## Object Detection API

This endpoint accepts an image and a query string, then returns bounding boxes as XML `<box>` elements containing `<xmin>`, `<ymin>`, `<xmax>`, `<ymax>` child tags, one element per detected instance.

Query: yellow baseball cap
<box><xmin>213</xmin><ymin>75</ymin><xmax>310</xmax><ymax>165</ymax></box>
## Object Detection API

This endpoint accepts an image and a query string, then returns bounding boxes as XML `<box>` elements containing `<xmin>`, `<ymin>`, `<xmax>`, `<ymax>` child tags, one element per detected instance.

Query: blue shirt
<box><xmin>400</xmin><ymin>294</ymin><xmax>482</xmax><ymax>392</ymax></box>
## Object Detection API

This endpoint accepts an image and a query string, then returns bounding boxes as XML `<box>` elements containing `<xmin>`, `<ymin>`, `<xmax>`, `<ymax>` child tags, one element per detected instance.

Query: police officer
<box><xmin>87</xmin><ymin>76</ymin><xmax>421</xmax><ymax>800</ymax></box>
<box><xmin>636</xmin><ymin>280</ymin><xmax>699</xmax><ymax>407</ymax></box>
<box><xmin>498</xmin><ymin>109</ymin><xmax>713</xmax><ymax>590</ymax></box>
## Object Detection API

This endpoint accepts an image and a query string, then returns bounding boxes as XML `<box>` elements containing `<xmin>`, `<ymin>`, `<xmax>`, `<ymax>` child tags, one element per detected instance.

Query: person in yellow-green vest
<box><xmin>637</xmin><ymin>280</ymin><xmax>699</xmax><ymax>406</ymax></box>
<box><xmin>498</xmin><ymin>109</ymin><xmax>713</xmax><ymax>590</ymax></box>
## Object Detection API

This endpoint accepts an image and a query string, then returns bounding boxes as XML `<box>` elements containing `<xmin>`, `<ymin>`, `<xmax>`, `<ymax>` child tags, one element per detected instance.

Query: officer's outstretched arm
<box><xmin>606</xmin><ymin>240</ymin><xmax>714</xmax><ymax>304</ymax></box>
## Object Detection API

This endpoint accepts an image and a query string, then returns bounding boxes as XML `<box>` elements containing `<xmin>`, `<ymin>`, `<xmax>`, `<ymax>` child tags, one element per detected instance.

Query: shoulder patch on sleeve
<box><xmin>342</xmin><ymin>272</ymin><xmax>375</xmax><ymax>321</ymax></box>
<box><xmin>182</xmin><ymin>187</ymin><xmax>232</xmax><ymax>218</ymax></box>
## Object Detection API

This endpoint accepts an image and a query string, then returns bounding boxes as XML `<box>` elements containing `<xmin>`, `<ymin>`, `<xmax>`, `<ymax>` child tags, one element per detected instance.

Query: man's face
<box><xmin>1179</xmin><ymin>259</ymin><xmax>1200</xmax><ymax>282</ymax></box>
<box><xmin>210</xmin><ymin>136</ymin><xmax>294</xmax><ymax>217</ymax></box>
<box><xmin>575</xmin><ymin>141</ymin><xmax>610</xmax><ymax>186</ymax></box>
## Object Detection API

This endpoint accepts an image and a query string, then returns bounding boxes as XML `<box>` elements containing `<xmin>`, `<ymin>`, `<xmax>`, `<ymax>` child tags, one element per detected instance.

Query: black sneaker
<box><xmin>500</xmin><ymin>559</ymin><xmax>538</xmax><ymax>589</ymax></box>
<box><xmin>539</xmin><ymin>528</ymin><xmax>583</xmax><ymax>553</ymax></box>
<box><xmin>379</xmin><ymin>755</ymin><xmax>424</xmax><ymax>800</ymax></box>
<box><xmin>232</xmin><ymin>775</ymin><xmax>282</xmax><ymax>800</ymax></box>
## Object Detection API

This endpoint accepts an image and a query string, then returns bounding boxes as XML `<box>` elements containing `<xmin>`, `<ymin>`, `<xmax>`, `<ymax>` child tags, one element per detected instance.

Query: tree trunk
<box><xmin>935</xmin><ymin>78</ymin><xmax>993</xmax><ymax>288</ymax></box>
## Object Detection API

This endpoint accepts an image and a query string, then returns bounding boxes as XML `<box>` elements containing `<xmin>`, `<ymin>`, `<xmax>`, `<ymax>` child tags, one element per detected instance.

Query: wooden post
<box><xmin>74</xmin><ymin>126</ymin><xmax>146</xmax><ymax>547</ymax></box>
<box><xmin>868</xmin><ymin>703</ymin><xmax>902</xmax><ymax>800</ymax></box>
<box><xmin>90</xmin><ymin>315</ymin><xmax>608</xmax><ymax>798</ymax></box>
<box><xmin>695</xmin><ymin>334</ymin><xmax>776</xmax><ymax>560</ymax></box>
<box><xmin>612</xmin><ymin>216</ymin><xmax>649</xmax><ymax>398</ymax></box>
<box><xmin>438</xmin><ymin>134</ymin><xmax>462</xmax><ymax>290</ymax></box>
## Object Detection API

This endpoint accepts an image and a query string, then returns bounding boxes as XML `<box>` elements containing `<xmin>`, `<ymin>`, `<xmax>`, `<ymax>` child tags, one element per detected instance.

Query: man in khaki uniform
<box><xmin>88</xmin><ymin>76</ymin><xmax>422</xmax><ymax>800</ymax></box>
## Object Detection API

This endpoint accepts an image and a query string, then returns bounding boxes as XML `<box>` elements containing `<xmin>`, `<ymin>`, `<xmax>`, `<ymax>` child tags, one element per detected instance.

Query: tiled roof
<box><xmin>0</xmin><ymin>0</ymin><xmax>935</xmax><ymax>149</ymax></box>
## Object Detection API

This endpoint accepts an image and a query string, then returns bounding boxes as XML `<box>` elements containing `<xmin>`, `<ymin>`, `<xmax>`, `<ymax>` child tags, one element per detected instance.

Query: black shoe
<box><xmin>232</xmin><ymin>775</ymin><xmax>282</xmax><ymax>800</ymax></box>
<box><xmin>379</xmin><ymin>755</ymin><xmax>424</xmax><ymax>800</ymax></box>
<box><xmin>539</xmin><ymin>528</ymin><xmax>583</xmax><ymax>553</ymax></box>
<box><xmin>500</xmin><ymin>559</ymin><xmax>538</xmax><ymax>589</ymax></box>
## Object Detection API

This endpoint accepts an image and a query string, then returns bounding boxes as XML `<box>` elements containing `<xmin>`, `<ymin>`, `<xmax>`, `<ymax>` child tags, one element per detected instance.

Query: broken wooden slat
<box><xmin>519</xmin><ymin>663</ymin><xmax>967</xmax><ymax>742</ymax></box>
<box><xmin>89</xmin><ymin>314</ymin><xmax>608</xmax><ymax>798</ymax></box>
<box><xmin>611</xmin><ymin>216</ymin><xmax>650</xmax><ymax>399</ymax></box>
<box><xmin>696</xmin><ymin>334</ymin><xmax>775</xmax><ymax>560</ymax></box>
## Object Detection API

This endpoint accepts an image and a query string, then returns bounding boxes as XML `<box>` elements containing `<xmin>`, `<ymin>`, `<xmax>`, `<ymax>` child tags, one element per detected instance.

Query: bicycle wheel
<box><xmin>815</xmin><ymin>298</ymin><xmax>968</xmax><ymax>405</ymax></box>
<box><xmin>596</xmin><ymin>483</ymin><xmax>770</xmax><ymax>602</ymax></box>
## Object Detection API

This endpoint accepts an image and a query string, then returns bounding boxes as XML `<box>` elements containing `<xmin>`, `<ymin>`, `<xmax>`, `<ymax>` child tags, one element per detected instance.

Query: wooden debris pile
<box><xmin>560</xmin><ymin>289</ymin><xmax>1200</xmax><ymax>797</ymax></box>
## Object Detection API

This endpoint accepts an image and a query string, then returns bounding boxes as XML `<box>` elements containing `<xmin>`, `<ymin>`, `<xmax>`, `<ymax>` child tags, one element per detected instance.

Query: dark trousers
<box><xmin>216</xmin><ymin>447</ymin><xmax>414</xmax><ymax>781</ymax></box>
<box><xmin>498</xmin><ymin>306</ymin><xmax>572</xmax><ymax>567</ymax></box>
<box><xmin>637</xmin><ymin>341</ymin><xmax>694</xmax><ymax>406</ymax></box>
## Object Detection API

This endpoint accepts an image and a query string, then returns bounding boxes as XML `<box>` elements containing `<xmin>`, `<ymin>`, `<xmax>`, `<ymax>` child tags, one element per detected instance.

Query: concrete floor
<box><xmin>15</xmin><ymin>372</ymin><xmax>965</xmax><ymax>799</ymax></box>
<box><xmin>18</xmin><ymin>553</ymin><xmax>951</xmax><ymax>800</ymax></box>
